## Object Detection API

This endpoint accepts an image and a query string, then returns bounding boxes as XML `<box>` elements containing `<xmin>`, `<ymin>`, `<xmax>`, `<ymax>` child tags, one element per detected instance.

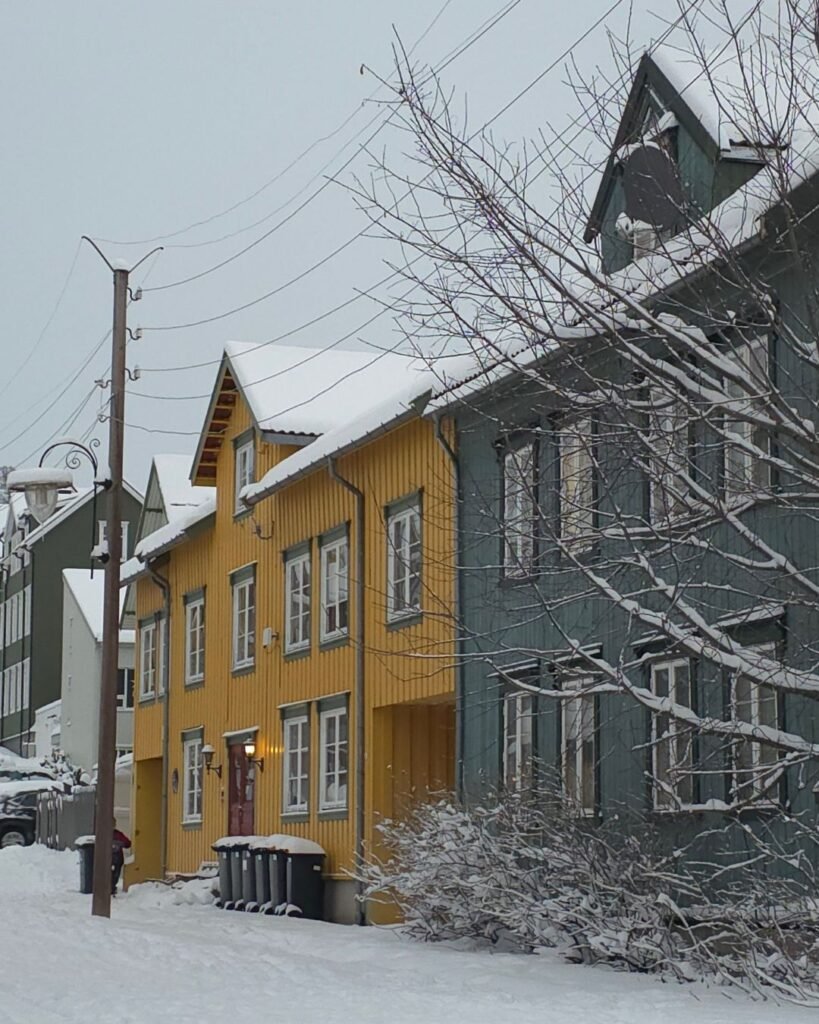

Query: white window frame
<box><xmin>558</xmin><ymin>419</ymin><xmax>595</xmax><ymax>549</ymax></box>
<box><xmin>650</xmin><ymin>658</ymin><xmax>693</xmax><ymax>810</ymax></box>
<box><xmin>234</xmin><ymin>439</ymin><xmax>255</xmax><ymax>514</ymax></box>
<box><xmin>284</xmin><ymin>551</ymin><xmax>311</xmax><ymax>653</ymax></box>
<box><xmin>319</xmin><ymin>705</ymin><xmax>348</xmax><ymax>811</ymax></box>
<box><xmin>157</xmin><ymin>615</ymin><xmax>168</xmax><ymax>696</ymax></box>
<box><xmin>232</xmin><ymin>573</ymin><xmax>256</xmax><ymax>670</ymax></box>
<box><xmin>387</xmin><ymin>503</ymin><xmax>422</xmax><ymax>620</ymax></box>
<box><xmin>503</xmin><ymin>688</ymin><xmax>534</xmax><ymax>791</ymax></box>
<box><xmin>503</xmin><ymin>442</ymin><xmax>535</xmax><ymax>576</ymax></box>
<box><xmin>561</xmin><ymin>676</ymin><xmax>595</xmax><ymax>815</ymax></box>
<box><xmin>139</xmin><ymin>620</ymin><xmax>157</xmax><ymax>699</ymax></box>
<box><xmin>22</xmin><ymin>659</ymin><xmax>29</xmax><ymax>711</ymax></box>
<box><xmin>320</xmin><ymin>536</ymin><xmax>349</xmax><ymax>643</ymax></box>
<box><xmin>22</xmin><ymin>585</ymin><xmax>31</xmax><ymax>638</ymax></box>
<box><xmin>117</xmin><ymin>668</ymin><xmax>134</xmax><ymax>710</ymax></box>
<box><xmin>97</xmin><ymin>520</ymin><xmax>130</xmax><ymax>561</ymax></box>
<box><xmin>185</xmin><ymin>597</ymin><xmax>205</xmax><ymax>684</ymax></box>
<box><xmin>724</xmin><ymin>336</ymin><xmax>770</xmax><ymax>499</ymax></box>
<box><xmin>730</xmin><ymin>641</ymin><xmax>780</xmax><ymax>803</ymax></box>
<box><xmin>648</xmin><ymin>390</ymin><xmax>688</xmax><ymax>523</ymax></box>
<box><xmin>182</xmin><ymin>735</ymin><xmax>203</xmax><ymax>824</ymax></box>
<box><xmin>283</xmin><ymin>714</ymin><xmax>310</xmax><ymax>814</ymax></box>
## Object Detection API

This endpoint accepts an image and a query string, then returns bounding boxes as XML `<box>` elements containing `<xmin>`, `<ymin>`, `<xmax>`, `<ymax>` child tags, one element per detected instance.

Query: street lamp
<box><xmin>7</xmin><ymin>438</ymin><xmax>108</xmax><ymax>528</ymax></box>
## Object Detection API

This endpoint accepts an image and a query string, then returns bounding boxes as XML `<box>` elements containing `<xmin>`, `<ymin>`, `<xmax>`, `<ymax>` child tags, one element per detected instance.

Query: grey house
<box><xmin>439</xmin><ymin>47</ymin><xmax>819</xmax><ymax>863</ymax></box>
<box><xmin>0</xmin><ymin>484</ymin><xmax>141</xmax><ymax>754</ymax></box>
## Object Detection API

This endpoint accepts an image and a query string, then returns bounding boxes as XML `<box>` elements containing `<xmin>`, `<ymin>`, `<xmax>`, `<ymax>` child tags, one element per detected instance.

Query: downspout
<box><xmin>434</xmin><ymin>413</ymin><xmax>464</xmax><ymax>801</ymax></box>
<box><xmin>326</xmin><ymin>456</ymin><xmax>366</xmax><ymax>926</ymax></box>
<box><xmin>148</xmin><ymin>564</ymin><xmax>171</xmax><ymax>878</ymax></box>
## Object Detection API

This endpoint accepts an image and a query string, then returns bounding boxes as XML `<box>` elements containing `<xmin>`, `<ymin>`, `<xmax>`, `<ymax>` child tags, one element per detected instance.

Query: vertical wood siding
<box><xmin>132</xmin><ymin>396</ymin><xmax>457</xmax><ymax>883</ymax></box>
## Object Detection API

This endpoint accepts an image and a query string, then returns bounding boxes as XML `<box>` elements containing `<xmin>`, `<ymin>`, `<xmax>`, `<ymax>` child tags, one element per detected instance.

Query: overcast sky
<box><xmin>0</xmin><ymin>0</ymin><xmax>730</xmax><ymax>492</ymax></box>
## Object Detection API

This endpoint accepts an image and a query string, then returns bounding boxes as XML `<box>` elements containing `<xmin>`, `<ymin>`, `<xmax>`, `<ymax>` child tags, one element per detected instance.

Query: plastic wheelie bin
<box><xmin>241</xmin><ymin>844</ymin><xmax>259</xmax><ymax>911</ymax></box>
<box><xmin>286</xmin><ymin>850</ymin><xmax>326</xmax><ymax>920</ymax></box>
<box><xmin>76</xmin><ymin>835</ymin><xmax>95</xmax><ymax>894</ymax></box>
<box><xmin>212</xmin><ymin>839</ymin><xmax>233</xmax><ymax>908</ymax></box>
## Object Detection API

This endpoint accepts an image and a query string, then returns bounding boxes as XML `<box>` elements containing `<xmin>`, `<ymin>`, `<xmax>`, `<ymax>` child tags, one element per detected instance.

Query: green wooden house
<box><xmin>436</xmin><ymin>46</ymin><xmax>819</xmax><ymax>866</ymax></box>
<box><xmin>0</xmin><ymin>484</ymin><xmax>141</xmax><ymax>754</ymax></box>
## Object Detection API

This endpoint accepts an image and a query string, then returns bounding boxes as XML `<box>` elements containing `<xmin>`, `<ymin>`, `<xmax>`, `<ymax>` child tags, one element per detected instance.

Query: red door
<box><xmin>228</xmin><ymin>743</ymin><xmax>255</xmax><ymax>836</ymax></box>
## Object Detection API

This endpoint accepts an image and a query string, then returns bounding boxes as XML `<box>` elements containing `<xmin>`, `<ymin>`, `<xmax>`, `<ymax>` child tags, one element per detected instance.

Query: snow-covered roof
<box><xmin>127</xmin><ymin>493</ymin><xmax>216</xmax><ymax>572</ymax></box>
<box><xmin>153</xmin><ymin>454</ymin><xmax>210</xmax><ymax>521</ymax></box>
<box><xmin>241</xmin><ymin>353</ymin><xmax>478</xmax><ymax>505</ymax></box>
<box><xmin>0</xmin><ymin>746</ymin><xmax>55</xmax><ymax>778</ymax></box>
<box><xmin>224</xmin><ymin>341</ymin><xmax>413</xmax><ymax>437</ymax></box>
<box><xmin>62</xmin><ymin>568</ymin><xmax>133</xmax><ymax>645</ymax></box>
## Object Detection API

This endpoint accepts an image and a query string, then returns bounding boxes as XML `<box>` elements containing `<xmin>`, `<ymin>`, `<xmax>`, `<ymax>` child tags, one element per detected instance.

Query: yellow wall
<box><xmin>131</xmin><ymin>391</ymin><xmax>456</xmax><ymax>887</ymax></box>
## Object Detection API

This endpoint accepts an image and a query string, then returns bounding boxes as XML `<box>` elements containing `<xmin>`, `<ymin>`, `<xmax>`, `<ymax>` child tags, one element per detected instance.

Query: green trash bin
<box><xmin>76</xmin><ymin>836</ymin><xmax>95</xmax><ymax>895</ymax></box>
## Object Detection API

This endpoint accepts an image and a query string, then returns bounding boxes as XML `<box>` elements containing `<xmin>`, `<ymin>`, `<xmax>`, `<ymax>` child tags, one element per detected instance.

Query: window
<box><xmin>234</xmin><ymin>438</ymin><xmax>255</xmax><ymax>514</ymax></box>
<box><xmin>232</xmin><ymin>571</ymin><xmax>256</xmax><ymax>670</ymax></box>
<box><xmin>387</xmin><ymin>503</ymin><xmax>422</xmax><ymax>619</ymax></box>
<box><xmin>319</xmin><ymin>705</ymin><xmax>348</xmax><ymax>811</ymax></box>
<box><xmin>116</xmin><ymin>668</ymin><xmax>134</xmax><ymax>710</ymax></box>
<box><xmin>731</xmin><ymin>641</ymin><xmax>780</xmax><ymax>803</ymax></box>
<box><xmin>185</xmin><ymin>596</ymin><xmax>205</xmax><ymax>684</ymax></box>
<box><xmin>650</xmin><ymin>659</ymin><xmax>693</xmax><ymax>809</ymax></box>
<box><xmin>22</xmin><ymin>585</ymin><xmax>31</xmax><ymax>637</ymax></box>
<box><xmin>320</xmin><ymin>536</ymin><xmax>348</xmax><ymax>642</ymax></box>
<box><xmin>182</xmin><ymin>735</ymin><xmax>203</xmax><ymax>824</ymax></box>
<box><xmin>503</xmin><ymin>688</ymin><xmax>534</xmax><ymax>790</ymax></box>
<box><xmin>283</xmin><ymin>714</ymin><xmax>309</xmax><ymax>813</ymax></box>
<box><xmin>559</xmin><ymin>419</ymin><xmax>595</xmax><ymax>549</ymax></box>
<box><xmin>724</xmin><ymin>337</ymin><xmax>770</xmax><ymax>497</ymax></box>
<box><xmin>503</xmin><ymin>442</ymin><xmax>535</xmax><ymax>575</ymax></box>
<box><xmin>648</xmin><ymin>390</ymin><xmax>688</xmax><ymax>522</ymax></box>
<box><xmin>562</xmin><ymin>676</ymin><xmax>595</xmax><ymax>814</ymax></box>
<box><xmin>96</xmin><ymin>520</ymin><xmax>130</xmax><ymax>560</ymax></box>
<box><xmin>284</xmin><ymin>551</ymin><xmax>311</xmax><ymax>652</ymax></box>
<box><xmin>139</xmin><ymin>620</ymin><xmax>157</xmax><ymax>699</ymax></box>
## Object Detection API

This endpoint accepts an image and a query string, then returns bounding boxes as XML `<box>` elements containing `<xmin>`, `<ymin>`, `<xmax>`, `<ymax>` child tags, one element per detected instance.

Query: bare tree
<box><xmin>352</xmin><ymin>0</ymin><xmax>819</xmax><ymax>940</ymax></box>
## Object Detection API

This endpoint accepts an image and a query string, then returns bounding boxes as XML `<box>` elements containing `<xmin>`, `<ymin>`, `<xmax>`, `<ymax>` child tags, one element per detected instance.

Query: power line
<box><xmin>139</xmin><ymin>0</ymin><xmax>525</xmax><ymax>293</ymax></box>
<box><xmin>0</xmin><ymin>240</ymin><xmax>83</xmax><ymax>405</ymax></box>
<box><xmin>70</xmin><ymin>2</ymin><xmax>704</xmax><ymax>444</ymax></box>
<box><xmin>87</xmin><ymin>0</ymin><xmax>496</xmax><ymax>255</ymax></box>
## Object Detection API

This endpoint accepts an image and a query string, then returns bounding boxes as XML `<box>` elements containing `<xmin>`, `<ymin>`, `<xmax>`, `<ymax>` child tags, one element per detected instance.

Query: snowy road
<box><xmin>1</xmin><ymin>846</ymin><xmax>816</xmax><ymax>1024</ymax></box>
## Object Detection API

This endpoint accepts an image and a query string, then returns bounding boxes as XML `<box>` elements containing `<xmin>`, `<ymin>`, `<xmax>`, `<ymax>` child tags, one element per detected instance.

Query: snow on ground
<box><xmin>1</xmin><ymin>845</ymin><xmax>817</xmax><ymax>1024</ymax></box>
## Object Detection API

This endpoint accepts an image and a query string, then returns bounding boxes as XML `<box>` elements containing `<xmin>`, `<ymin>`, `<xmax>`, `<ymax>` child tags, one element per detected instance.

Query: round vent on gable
<box><xmin>621</xmin><ymin>143</ymin><xmax>685</xmax><ymax>233</ymax></box>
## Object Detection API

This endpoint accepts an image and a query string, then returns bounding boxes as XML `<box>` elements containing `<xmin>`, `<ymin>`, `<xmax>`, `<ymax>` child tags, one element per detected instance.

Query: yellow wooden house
<box><xmin>125</xmin><ymin>341</ymin><xmax>464</xmax><ymax>922</ymax></box>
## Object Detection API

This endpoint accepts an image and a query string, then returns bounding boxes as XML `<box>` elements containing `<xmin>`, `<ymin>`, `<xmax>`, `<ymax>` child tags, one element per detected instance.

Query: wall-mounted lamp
<box><xmin>244</xmin><ymin>739</ymin><xmax>264</xmax><ymax>773</ymax></box>
<box><xmin>201</xmin><ymin>744</ymin><xmax>222</xmax><ymax>778</ymax></box>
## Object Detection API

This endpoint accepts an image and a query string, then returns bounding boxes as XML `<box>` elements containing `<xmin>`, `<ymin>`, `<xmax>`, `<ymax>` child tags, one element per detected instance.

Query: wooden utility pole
<box><xmin>91</xmin><ymin>260</ymin><xmax>128</xmax><ymax>919</ymax></box>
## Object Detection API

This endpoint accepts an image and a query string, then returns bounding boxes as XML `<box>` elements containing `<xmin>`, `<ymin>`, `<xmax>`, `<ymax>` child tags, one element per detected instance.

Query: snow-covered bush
<box><xmin>358</xmin><ymin>789</ymin><xmax>819</xmax><ymax>1002</ymax></box>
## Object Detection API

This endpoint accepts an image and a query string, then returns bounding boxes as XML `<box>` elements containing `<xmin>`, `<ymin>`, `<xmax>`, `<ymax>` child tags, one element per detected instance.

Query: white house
<box><xmin>56</xmin><ymin>569</ymin><xmax>135</xmax><ymax>772</ymax></box>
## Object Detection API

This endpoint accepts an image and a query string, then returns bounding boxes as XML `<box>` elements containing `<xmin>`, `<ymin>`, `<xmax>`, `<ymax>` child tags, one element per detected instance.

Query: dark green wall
<box><xmin>0</xmin><ymin>490</ymin><xmax>141</xmax><ymax>748</ymax></box>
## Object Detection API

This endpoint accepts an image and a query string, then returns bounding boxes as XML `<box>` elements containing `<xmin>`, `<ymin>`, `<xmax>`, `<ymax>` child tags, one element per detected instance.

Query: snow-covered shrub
<box><xmin>358</xmin><ymin>789</ymin><xmax>819</xmax><ymax>1001</ymax></box>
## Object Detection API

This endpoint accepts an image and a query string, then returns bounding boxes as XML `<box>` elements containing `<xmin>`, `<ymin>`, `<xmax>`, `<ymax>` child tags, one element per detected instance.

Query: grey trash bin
<box><xmin>252</xmin><ymin>846</ymin><xmax>272</xmax><ymax>911</ymax></box>
<box><xmin>269</xmin><ymin>849</ymin><xmax>288</xmax><ymax>913</ymax></box>
<box><xmin>229</xmin><ymin>841</ymin><xmax>248</xmax><ymax>910</ymax></box>
<box><xmin>286</xmin><ymin>852</ymin><xmax>325</xmax><ymax>920</ymax></box>
<box><xmin>212</xmin><ymin>840</ymin><xmax>233</xmax><ymax>908</ymax></box>
<box><xmin>241</xmin><ymin>845</ymin><xmax>258</xmax><ymax>911</ymax></box>
<box><xmin>76</xmin><ymin>836</ymin><xmax>95</xmax><ymax>895</ymax></box>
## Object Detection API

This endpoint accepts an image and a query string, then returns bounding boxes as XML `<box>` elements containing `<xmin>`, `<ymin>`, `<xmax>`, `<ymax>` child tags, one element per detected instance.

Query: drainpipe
<box><xmin>434</xmin><ymin>413</ymin><xmax>464</xmax><ymax>801</ymax></box>
<box><xmin>148</xmin><ymin>564</ymin><xmax>171</xmax><ymax>878</ymax></box>
<box><xmin>327</xmin><ymin>456</ymin><xmax>366</xmax><ymax>926</ymax></box>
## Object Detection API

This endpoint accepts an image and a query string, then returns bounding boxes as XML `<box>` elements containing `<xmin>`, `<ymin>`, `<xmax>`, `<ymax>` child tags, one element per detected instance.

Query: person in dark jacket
<box><xmin>111</xmin><ymin>820</ymin><xmax>132</xmax><ymax>895</ymax></box>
